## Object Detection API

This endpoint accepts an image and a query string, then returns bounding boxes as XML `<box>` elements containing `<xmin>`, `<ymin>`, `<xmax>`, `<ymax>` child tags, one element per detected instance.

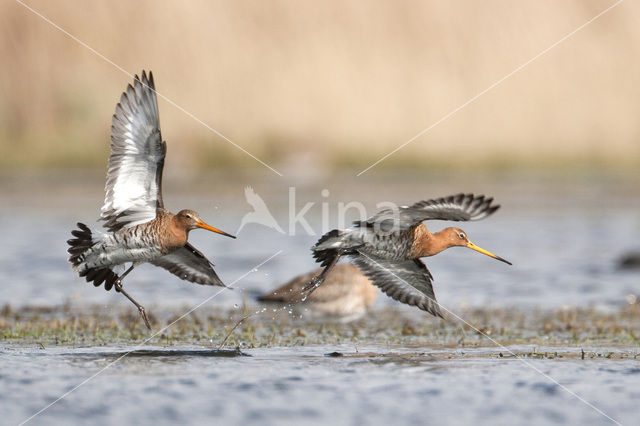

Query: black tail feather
<box><xmin>311</xmin><ymin>229</ymin><xmax>343</xmax><ymax>267</ymax></box>
<box><xmin>313</xmin><ymin>248</ymin><xmax>340</xmax><ymax>267</ymax></box>
<box><xmin>67</xmin><ymin>222</ymin><xmax>93</xmax><ymax>265</ymax></box>
<box><xmin>313</xmin><ymin>229</ymin><xmax>341</xmax><ymax>248</ymax></box>
<box><xmin>67</xmin><ymin>222</ymin><xmax>119</xmax><ymax>291</ymax></box>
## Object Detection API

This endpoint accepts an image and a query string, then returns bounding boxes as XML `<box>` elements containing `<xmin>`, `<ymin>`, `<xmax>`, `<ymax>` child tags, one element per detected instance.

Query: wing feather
<box><xmin>351</xmin><ymin>255</ymin><xmax>442</xmax><ymax>318</ymax></box>
<box><xmin>354</xmin><ymin>193</ymin><xmax>500</xmax><ymax>232</ymax></box>
<box><xmin>150</xmin><ymin>243</ymin><xmax>226</xmax><ymax>286</ymax></box>
<box><xmin>100</xmin><ymin>71</ymin><xmax>166</xmax><ymax>232</ymax></box>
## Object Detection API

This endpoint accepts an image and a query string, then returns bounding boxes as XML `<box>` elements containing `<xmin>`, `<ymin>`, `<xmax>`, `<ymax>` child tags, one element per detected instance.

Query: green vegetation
<box><xmin>2</xmin><ymin>304</ymin><xmax>639</xmax><ymax>353</ymax></box>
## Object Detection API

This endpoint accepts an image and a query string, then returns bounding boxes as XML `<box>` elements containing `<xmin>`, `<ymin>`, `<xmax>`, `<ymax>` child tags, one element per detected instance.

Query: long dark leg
<box><xmin>302</xmin><ymin>254</ymin><xmax>341</xmax><ymax>298</ymax></box>
<box><xmin>114</xmin><ymin>265</ymin><xmax>151</xmax><ymax>330</ymax></box>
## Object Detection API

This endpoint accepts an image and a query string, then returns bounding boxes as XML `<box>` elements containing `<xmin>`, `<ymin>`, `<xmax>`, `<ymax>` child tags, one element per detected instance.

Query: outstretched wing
<box><xmin>151</xmin><ymin>243</ymin><xmax>226</xmax><ymax>286</ymax></box>
<box><xmin>100</xmin><ymin>70</ymin><xmax>167</xmax><ymax>232</ymax></box>
<box><xmin>351</xmin><ymin>255</ymin><xmax>442</xmax><ymax>318</ymax></box>
<box><xmin>354</xmin><ymin>193</ymin><xmax>499</xmax><ymax>232</ymax></box>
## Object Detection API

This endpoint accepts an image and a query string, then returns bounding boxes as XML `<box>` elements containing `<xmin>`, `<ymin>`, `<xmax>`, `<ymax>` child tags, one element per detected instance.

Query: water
<box><xmin>2</xmin><ymin>345</ymin><xmax>639</xmax><ymax>425</ymax></box>
<box><xmin>1</xmin><ymin>173</ymin><xmax>638</xmax><ymax>311</ymax></box>
<box><xmin>1</xmin><ymin>173</ymin><xmax>639</xmax><ymax>425</ymax></box>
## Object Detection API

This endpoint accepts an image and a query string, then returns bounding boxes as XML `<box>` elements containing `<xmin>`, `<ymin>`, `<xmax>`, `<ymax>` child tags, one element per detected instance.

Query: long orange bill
<box><xmin>197</xmin><ymin>221</ymin><xmax>236</xmax><ymax>239</ymax></box>
<box><xmin>466</xmin><ymin>241</ymin><xmax>512</xmax><ymax>265</ymax></box>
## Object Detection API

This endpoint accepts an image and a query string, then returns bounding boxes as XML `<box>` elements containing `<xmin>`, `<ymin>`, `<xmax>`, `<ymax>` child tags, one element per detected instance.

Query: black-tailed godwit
<box><xmin>303</xmin><ymin>194</ymin><xmax>511</xmax><ymax>318</ymax></box>
<box><xmin>67</xmin><ymin>71</ymin><xmax>235</xmax><ymax>329</ymax></box>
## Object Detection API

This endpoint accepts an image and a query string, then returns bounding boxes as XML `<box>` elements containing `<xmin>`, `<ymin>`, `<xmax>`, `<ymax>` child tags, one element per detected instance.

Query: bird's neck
<box><xmin>164</xmin><ymin>214</ymin><xmax>189</xmax><ymax>252</ymax></box>
<box><xmin>411</xmin><ymin>226</ymin><xmax>452</xmax><ymax>258</ymax></box>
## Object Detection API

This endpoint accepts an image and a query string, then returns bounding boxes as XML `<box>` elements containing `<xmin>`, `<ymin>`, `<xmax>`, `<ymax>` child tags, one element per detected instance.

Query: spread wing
<box><xmin>354</xmin><ymin>193</ymin><xmax>499</xmax><ymax>232</ymax></box>
<box><xmin>100</xmin><ymin>70</ymin><xmax>166</xmax><ymax>232</ymax></box>
<box><xmin>150</xmin><ymin>243</ymin><xmax>226</xmax><ymax>286</ymax></box>
<box><xmin>351</xmin><ymin>255</ymin><xmax>442</xmax><ymax>318</ymax></box>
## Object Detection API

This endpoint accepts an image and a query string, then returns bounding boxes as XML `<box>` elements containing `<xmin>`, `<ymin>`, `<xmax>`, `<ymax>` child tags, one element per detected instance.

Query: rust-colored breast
<box><xmin>157</xmin><ymin>211</ymin><xmax>188</xmax><ymax>254</ymax></box>
<box><xmin>407</xmin><ymin>224</ymin><xmax>432</xmax><ymax>259</ymax></box>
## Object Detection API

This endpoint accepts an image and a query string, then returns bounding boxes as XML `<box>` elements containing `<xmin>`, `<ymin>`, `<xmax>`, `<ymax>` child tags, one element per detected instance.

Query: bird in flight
<box><xmin>67</xmin><ymin>71</ymin><xmax>235</xmax><ymax>329</ymax></box>
<box><xmin>303</xmin><ymin>193</ymin><xmax>511</xmax><ymax>318</ymax></box>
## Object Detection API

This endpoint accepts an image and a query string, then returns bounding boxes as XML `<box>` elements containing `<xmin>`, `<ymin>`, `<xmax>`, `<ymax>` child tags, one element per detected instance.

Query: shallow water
<box><xmin>3</xmin><ymin>344</ymin><xmax>639</xmax><ymax>426</ymax></box>
<box><xmin>1</xmin><ymin>173</ymin><xmax>640</xmax><ymax>425</ymax></box>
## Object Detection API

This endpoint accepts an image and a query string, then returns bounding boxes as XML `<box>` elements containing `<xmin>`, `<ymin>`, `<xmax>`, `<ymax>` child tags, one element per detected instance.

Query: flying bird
<box><xmin>67</xmin><ymin>71</ymin><xmax>235</xmax><ymax>329</ymax></box>
<box><xmin>303</xmin><ymin>193</ymin><xmax>511</xmax><ymax>318</ymax></box>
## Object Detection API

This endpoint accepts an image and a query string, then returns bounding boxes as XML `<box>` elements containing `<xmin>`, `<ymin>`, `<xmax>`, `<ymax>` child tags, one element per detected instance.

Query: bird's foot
<box><xmin>301</xmin><ymin>276</ymin><xmax>322</xmax><ymax>300</ymax></box>
<box><xmin>138</xmin><ymin>306</ymin><xmax>151</xmax><ymax>330</ymax></box>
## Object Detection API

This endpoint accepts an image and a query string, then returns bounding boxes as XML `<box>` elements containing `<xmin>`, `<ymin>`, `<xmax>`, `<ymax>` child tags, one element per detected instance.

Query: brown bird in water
<box><xmin>258</xmin><ymin>264</ymin><xmax>377</xmax><ymax>322</ymax></box>
<box><xmin>303</xmin><ymin>194</ymin><xmax>511</xmax><ymax>318</ymax></box>
<box><xmin>67</xmin><ymin>71</ymin><xmax>235</xmax><ymax>329</ymax></box>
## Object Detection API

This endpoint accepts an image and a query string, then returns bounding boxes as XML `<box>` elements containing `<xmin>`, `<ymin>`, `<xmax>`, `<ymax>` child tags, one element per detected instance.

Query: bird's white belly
<box><xmin>84</xmin><ymin>233</ymin><xmax>164</xmax><ymax>269</ymax></box>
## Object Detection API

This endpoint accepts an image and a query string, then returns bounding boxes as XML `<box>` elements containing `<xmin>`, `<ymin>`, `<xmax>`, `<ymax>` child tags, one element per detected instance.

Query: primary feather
<box><xmin>101</xmin><ymin>71</ymin><xmax>166</xmax><ymax>233</ymax></box>
<box><xmin>354</xmin><ymin>193</ymin><xmax>500</xmax><ymax>232</ymax></box>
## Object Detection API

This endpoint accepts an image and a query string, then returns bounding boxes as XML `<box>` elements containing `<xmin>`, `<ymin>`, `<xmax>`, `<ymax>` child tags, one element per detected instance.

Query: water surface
<box><xmin>1</xmin><ymin>173</ymin><xmax>639</xmax><ymax>425</ymax></box>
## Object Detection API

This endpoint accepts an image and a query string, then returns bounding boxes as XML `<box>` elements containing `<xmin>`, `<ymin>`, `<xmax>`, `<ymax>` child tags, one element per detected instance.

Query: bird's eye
<box><xmin>459</xmin><ymin>233</ymin><xmax>465</xmax><ymax>239</ymax></box>
<box><xmin>185</xmin><ymin>214</ymin><xmax>191</xmax><ymax>219</ymax></box>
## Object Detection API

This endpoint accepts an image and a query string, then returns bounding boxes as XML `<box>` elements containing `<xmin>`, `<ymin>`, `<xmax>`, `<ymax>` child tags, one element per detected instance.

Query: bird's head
<box><xmin>175</xmin><ymin>209</ymin><xmax>236</xmax><ymax>238</ymax></box>
<box><xmin>442</xmin><ymin>227</ymin><xmax>511</xmax><ymax>265</ymax></box>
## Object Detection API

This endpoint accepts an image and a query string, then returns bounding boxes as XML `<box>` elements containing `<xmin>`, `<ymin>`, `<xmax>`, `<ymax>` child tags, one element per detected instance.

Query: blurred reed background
<box><xmin>0</xmin><ymin>0</ymin><xmax>639</xmax><ymax>175</ymax></box>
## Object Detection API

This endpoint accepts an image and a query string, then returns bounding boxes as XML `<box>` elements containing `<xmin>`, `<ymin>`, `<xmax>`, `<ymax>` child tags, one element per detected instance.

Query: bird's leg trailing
<box><xmin>116</xmin><ymin>284</ymin><xmax>151</xmax><ymax>330</ymax></box>
<box><xmin>113</xmin><ymin>265</ymin><xmax>151</xmax><ymax>330</ymax></box>
<box><xmin>115</xmin><ymin>264</ymin><xmax>135</xmax><ymax>285</ymax></box>
<box><xmin>302</xmin><ymin>254</ymin><xmax>341</xmax><ymax>298</ymax></box>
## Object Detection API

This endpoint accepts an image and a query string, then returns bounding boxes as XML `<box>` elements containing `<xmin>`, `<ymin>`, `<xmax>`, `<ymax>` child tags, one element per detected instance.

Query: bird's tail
<box><xmin>301</xmin><ymin>229</ymin><xmax>348</xmax><ymax>295</ymax></box>
<box><xmin>67</xmin><ymin>223</ymin><xmax>119</xmax><ymax>291</ymax></box>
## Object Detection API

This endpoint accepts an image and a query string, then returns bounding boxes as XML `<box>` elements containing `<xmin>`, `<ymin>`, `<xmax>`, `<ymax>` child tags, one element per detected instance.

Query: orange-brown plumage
<box><xmin>408</xmin><ymin>225</ymin><xmax>508</xmax><ymax>260</ymax></box>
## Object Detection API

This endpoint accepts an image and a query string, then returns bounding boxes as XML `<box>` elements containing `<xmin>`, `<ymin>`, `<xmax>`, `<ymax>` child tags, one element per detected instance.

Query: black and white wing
<box><xmin>100</xmin><ymin>71</ymin><xmax>167</xmax><ymax>232</ymax></box>
<box><xmin>354</xmin><ymin>193</ymin><xmax>499</xmax><ymax>232</ymax></box>
<box><xmin>151</xmin><ymin>243</ymin><xmax>226</xmax><ymax>286</ymax></box>
<box><xmin>351</xmin><ymin>255</ymin><xmax>442</xmax><ymax>318</ymax></box>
